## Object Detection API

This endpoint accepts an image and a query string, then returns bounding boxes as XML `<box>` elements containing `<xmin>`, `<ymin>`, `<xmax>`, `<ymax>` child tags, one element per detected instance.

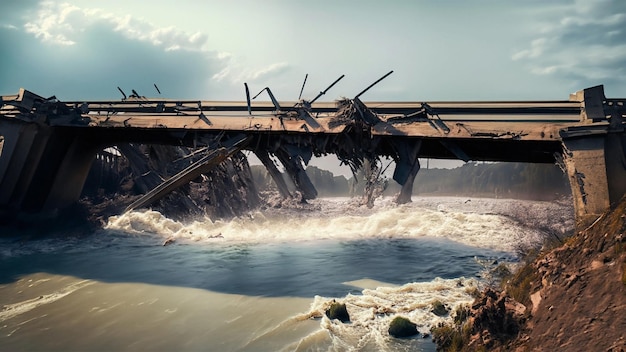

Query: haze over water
<box><xmin>0</xmin><ymin>197</ymin><xmax>573</xmax><ymax>351</ymax></box>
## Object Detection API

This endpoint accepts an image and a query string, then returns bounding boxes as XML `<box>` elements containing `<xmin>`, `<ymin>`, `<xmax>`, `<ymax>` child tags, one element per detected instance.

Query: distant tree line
<box><xmin>409</xmin><ymin>162</ymin><xmax>570</xmax><ymax>200</ymax></box>
<box><xmin>251</xmin><ymin>161</ymin><xmax>571</xmax><ymax>201</ymax></box>
<box><xmin>250</xmin><ymin>164</ymin><xmax>351</xmax><ymax>197</ymax></box>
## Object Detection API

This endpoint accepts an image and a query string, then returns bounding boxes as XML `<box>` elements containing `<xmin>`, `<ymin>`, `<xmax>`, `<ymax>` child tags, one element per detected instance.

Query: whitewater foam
<box><xmin>105</xmin><ymin>196</ymin><xmax>569</xmax><ymax>253</ymax></box>
<box><xmin>296</xmin><ymin>277</ymin><xmax>479</xmax><ymax>351</ymax></box>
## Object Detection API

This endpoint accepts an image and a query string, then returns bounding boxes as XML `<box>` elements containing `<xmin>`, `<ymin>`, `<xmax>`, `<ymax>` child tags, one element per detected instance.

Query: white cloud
<box><xmin>19</xmin><ymin>1</ymin><xmax>290</xmax><ymax>90</ymax></box>
<box><xmin>0</xmin><ymin>2</ymin><xmax>241</xmax><ymax>100</ymax></box>
<box><xmin>211</xmin><ymin>67</ymin><xmax>231</xmax><ymax>82</ymax></box>
<box><xmin>24</xmin><ymin>2</ymin><xmax>77</xmax><ymax>45</ymax></box>
<box><xmin>23</xmin><ymin>1</ymin><xmax>211</xmax><ymax>52</ymax></box>
<box><xmin>217</xmin><ymin>52</ymin><xmax>232</xmax><ymax>60</ymax></box>
<box><xmin>212</xmin><ymin>61</ymin><xmax>290</xmax><ymax>84</ymax></box>
<box><xmin>513</xmin><ymin>0</ymin><xmax>626</xmax><ymax>91</ymax></box>
<box><xmin>531</xmin><ymin>66</ymin><xmax>558</xmax><ymax>75</ymax></box>
<box><xmin>247</xmin><ymin>62</ymin><xmax>289</xmax><ymax>81</ymax></box>
<box><xmin>512</xmin><ymin>38</ymin><xmax>547</xmax><ymax>60</ymax></box>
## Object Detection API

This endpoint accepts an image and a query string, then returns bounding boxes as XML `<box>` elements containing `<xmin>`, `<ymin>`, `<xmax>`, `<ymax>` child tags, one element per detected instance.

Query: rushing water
<box><xmin>0</xmin><ymin>197</ymin><xmax>573</xmax><ymax>351</ymax></box>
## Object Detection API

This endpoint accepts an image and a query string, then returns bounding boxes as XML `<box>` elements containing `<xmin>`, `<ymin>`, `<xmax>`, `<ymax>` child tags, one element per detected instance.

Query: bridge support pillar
<box><xmin>274</xmin><ymin>146</ymin><xmax>318</xmax><ymax>201</ymax></box>
<box><xmin>0</xmin><ymin>120</ymin><xmax>49</xmax><ymax>210</ymax></box>
<box><xmin>42</xmin><ymin>135</ymin><xmax>101</xmax><ymax>212</ymax></box>
<box><xmin>0</xmin><ymin>119</ymin><xmax>98</xmax><ymax>222</ymax></box>
<box><xmin>254</xmin><ymin>150</ymin><xmax>291</xmax><ymax>199</ymax></box>
<box><xmin>393</xmin><ymin>140</ymin><xmax>422</xmax><ymax>204</ymax></box>
<box><xmin>561</xmin><ymin>131</ymin><xmax>626</xmax><ymax>228</ymax></box>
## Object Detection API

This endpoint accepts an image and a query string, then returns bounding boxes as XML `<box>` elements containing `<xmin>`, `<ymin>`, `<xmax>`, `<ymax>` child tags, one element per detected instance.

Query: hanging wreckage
<box><xmin>0</xmin><ymin>71</ymin><xmax>598</xmax><ymax>224</ymax></box>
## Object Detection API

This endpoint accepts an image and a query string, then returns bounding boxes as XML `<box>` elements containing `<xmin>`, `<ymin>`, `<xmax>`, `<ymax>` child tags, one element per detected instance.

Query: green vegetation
<box><xmin>388</xmin><ymin>316</ymin><xmax>419</xmax><ymax>338</ymax></box>
<box><xmin>325</xmin><ymin>301</ymin><xmax>350</xmax><ymax>323</ymax></box>
<box><xmin>431</xmin><ymin>304</ymin><xmax>473</xmax><ymax>351</ymax></box>
<box><xmin>306</xmin><ymin>166</ymin><xmax>350</xmax><ymax>196</ymax></box>
<box><xmin>453</xmin><ymin>304</ymin><xmax>471</xmax><ymax>325</ymax></box>
<box><xmin>431</xmin><ymin>236</ymin><xmax>549</xmax><ymax>351</ymax></box>
<box><xmin>492</xmin><ymin>263</ymin><xmax>512</xmax><ymax>279</ymax></box>
<box><xmin>250</xmin><ymin>165</ymin><xmax>351</xmax><ymax>196</ymax></box>
<box><xmin>505</xmin><ymin>261</ymin><xmax>537</xmax><ymax>306</ymax></box>
<box><xmin>251</xmin><ymin>161</ymin><xmax>570</xmax><ymax>201</ymax></box>
<box><xmin>410</xmin><ymin>162</ymin><xmax>569</xmax><ymax>200</ymax></box>
<box><xmin>431</xmin><ymin>321</ymin><xmax>472</xmax><ymax>352</ymax></box>
<box><xmin>431</xmin><ymin>300</ymin><xmax>450</xmax><ymax>316</ymax></box>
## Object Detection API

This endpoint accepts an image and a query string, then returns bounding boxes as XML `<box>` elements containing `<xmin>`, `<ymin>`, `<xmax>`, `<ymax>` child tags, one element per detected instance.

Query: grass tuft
<box><xmin>505</xmin><ymin>262</ymin><xmax>537</xmax><ymax>306</ymax></box>
<box><xmin>431</xmin><ymin>323</ymin><xmax>466</xmax><ymax>352</ymax></box>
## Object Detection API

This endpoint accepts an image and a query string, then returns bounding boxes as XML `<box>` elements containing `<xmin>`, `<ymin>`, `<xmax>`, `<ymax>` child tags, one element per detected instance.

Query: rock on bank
<box><xmin>435</xmin><ymin>198</ymin><xmax>626</xmax><ymax>351</ymax></box>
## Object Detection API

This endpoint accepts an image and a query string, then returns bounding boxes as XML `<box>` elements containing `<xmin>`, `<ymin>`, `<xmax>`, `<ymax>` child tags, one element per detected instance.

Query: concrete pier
<box><xmin>0</xmin><ymin>119</ymin><xmax>99</xmax><ymax>220</ymax></box>
<box><xmin>560</xmin><ymin>86</ymin><xmax>626</xmax><ymax>227</ymax></box>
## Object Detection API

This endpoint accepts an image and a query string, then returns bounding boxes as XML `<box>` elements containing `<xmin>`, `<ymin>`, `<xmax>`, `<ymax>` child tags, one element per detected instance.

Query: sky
<box><xmin>1</xmin><ymin>0</ymin><xmax>625</xmax><ymax>175</ymax></box>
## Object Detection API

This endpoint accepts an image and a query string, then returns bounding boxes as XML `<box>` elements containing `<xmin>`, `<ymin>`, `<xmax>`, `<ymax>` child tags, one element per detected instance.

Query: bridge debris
<box><xmin>361</xmin><ymin>158</ymin><xmax>388</xmax><ymax>208</ymax></box>
<box><xmin>125</xmin><ymin>135</ymin><xmax>251</xmax><ymax>212</ymax></box>
<box><xmin>1</xmin><ymin>84</ymin><xmax>625</xmax><ymax>225</ymax></box>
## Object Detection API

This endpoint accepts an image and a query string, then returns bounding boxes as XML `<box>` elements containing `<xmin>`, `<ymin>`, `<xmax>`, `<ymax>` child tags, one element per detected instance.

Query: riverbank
<box><xmin>434</xmin><ymin>197</ymin><xmax>626</xmax><ymax>351</ymax></box>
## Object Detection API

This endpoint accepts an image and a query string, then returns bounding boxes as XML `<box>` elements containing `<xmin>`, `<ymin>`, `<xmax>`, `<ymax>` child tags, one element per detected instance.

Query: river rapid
<box><xmin>0</xmin><ymin>196</ymin><xmax>573</xmax><ymax>351</ymax></box>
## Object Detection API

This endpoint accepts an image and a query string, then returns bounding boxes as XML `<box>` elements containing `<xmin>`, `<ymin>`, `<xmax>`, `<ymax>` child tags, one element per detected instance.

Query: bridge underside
<box><xmin>56</xmin><ymin>125</ymin><xmax>564</xmax><ymax>163</ymax></box>
<box><xmin>0</xmin><ymin>85</ymin><xmax>625</xmax><ymax>227</ymax></box>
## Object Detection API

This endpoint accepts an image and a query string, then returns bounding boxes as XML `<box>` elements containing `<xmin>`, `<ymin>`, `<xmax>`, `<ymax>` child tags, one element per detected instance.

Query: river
<box><xmin>0</xmin><ymin>196</ymin><xmax>573</xmax><ymax>351</ymax></box>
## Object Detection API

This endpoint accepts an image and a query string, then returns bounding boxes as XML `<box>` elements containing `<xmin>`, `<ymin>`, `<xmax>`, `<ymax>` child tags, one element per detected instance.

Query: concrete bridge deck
<box><xmin>1</xmin><ymin>85</ymin><xmax>625</xmax><ymax>226</ymax></box>
<box><xmin>1</xmin><ymin>88</ymin><xmax>588</xmax><ymax>162</ymax></box>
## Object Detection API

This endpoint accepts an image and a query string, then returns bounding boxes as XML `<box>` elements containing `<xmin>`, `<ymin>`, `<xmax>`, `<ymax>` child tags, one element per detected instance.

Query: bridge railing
<box><xmin>4</xmin><ymin>85</ymin><xmax>626</xmax><ymax>129</ymax></box>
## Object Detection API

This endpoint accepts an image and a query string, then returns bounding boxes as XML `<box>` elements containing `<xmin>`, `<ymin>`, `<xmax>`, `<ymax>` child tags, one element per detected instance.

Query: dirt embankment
<box><xmin>435</xmin><ymin>198</ymin><xmax>626</xmax><ymax>351</ymax></box>
<box><xmin>517</xmin><ymin>199</ymin><xmax>626</xmax><ymax>351</ymax></box>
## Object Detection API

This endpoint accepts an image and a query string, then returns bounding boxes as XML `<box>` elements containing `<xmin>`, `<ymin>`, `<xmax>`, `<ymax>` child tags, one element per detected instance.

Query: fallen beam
<box><xmin>125</xmin><ymin>135</ymin><xmax>251</xmax><ymax>212</ymax></box>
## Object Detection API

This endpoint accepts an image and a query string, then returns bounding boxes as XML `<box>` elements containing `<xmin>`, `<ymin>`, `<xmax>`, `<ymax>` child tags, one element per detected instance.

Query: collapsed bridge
<box><xmin>0</xmin><ymin>83</ymin><xmax>625</xmax><ymax>227</ymax></box>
